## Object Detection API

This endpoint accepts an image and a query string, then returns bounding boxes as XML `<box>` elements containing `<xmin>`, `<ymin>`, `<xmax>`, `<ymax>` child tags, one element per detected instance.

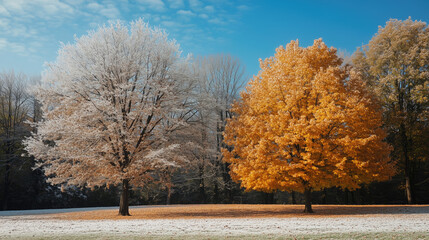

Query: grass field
<box><xmin>1</xmin><ymin>204</ymin><xmax>428</xmax><ymax>239</ymax></box>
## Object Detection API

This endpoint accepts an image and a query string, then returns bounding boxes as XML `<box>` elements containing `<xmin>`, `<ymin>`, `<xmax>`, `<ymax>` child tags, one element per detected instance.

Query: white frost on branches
<box><xmin>24</xmin><ymin>20</ymin><xmax>197</xmax><ymax>188</ymax></box>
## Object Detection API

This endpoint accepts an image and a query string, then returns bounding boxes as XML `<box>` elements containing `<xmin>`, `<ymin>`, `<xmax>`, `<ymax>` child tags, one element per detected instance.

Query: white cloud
<box><xmin>167</xmin><ymin>0</ymin><xmax>184</xmax><ymax>9</ymax></box>
<box><xmin>0</xmin><ymin>5</ymin><xmax>11</xmax><ymax>17</ymax></box>
<box><xmin>161</xmin><ymin>21</ymin><xmax>177</xmax><ymax>27</ymax></box>
<box><xmin>37</xmin><ymin>0</ymin><xmax>74</xmax><ymax>15</ymax></box>
<box><xmin>204</xmin><ymin>5</ymin><xmax>214</xmax><ymax>12</ymax></box>
<box><xmin>99</xmin><ymin>4</ymin><xmax>121</xmax><ymax>19</ymax></box>
<box><xmin>62</xmin><ymin>0</ymin><xmax>85</xmax><ymax>6</ymax></box>
<box><xmin>0</xmin><ymin>18</ymin><xmax>38</xmax><ymax>39</ymax></box>
<box><xmin>199</xmin><ymin>13</ymin><xmax>208</xmax><ymax>19</ymax></box>
<box><xmin>87</xmin><ymin>2</ymin><xmax>104</xmax><ymax>12</ymax></box>
<box><xmin>0</xmin><ymin>38</ymin><xmax>27</xmax><ymax>55</ymax></box>
<box><xmin>86</xmin><ymin>2</ymin><xmax>121</xmax><ymax>19</ymax></box>
<box><xmin>2</xmin><ymin>0</ymin><xmax>74</xmax><ymax>20</ymax></box>
<box><xmin>237</xmin><ymin>5</ymin><xmax>249</xmax><ymax>11</ymax></box>
<box><xmin>137</xmin><ymin>0</ymin><xmax>166</xmax><ymax>11</ymax></box>
<box><xmin>208</xmin><ymin>18</ymin><xmax>226</xmax><ymax>25</ymax></box>
<box><xmin>9</xmin><ymin>42</ymin><xmax>26</xmax><ymax>54</ymax></box>
<box><xmin>2</xmin><ymin>0</ymin><xmax>24</xmax><ymax>12</ymax></box>
<box><xmin>177</xmin><ymin>10</ymin><xmax>195</xmax><ymax>17</ymax></box>
<box><xmin>0</xmin><ymin>38</ymin><xmax>7</xmax><ymax>49</ymax></box>
<box><xmin>0</xmin><ymin>0</ymin><xmax>79</xmax><ymax>58</ymax></box>
<box><xmin>188</xmin><ymin>0</ymin><xmax>202</xmax><ymax>10</ymax></box>
<box><xmin>0</xmin><ymin>18</ymin><xmax>10</xmax><ymax>29</ymax></box>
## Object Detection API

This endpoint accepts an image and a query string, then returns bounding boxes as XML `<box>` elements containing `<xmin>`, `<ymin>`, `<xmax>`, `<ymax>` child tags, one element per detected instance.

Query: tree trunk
<box><xmin>405</xmin><ymin>175</ymin><xmax>414</xmax><ymax>204</ymax></box>
<box><xmin>2</xmin><ymin>162</ymin><xmax>10</xmax><ymax>210</ymax></box>
<box><xmin>214</xmin><ymin>182</ymin><xmax>219</xmax><ymax>203</ymax></box>
<box><xmin>199</xmin><ymin>177</ymin><xmax>206</xmax><ymax>204</ymax></box>
<box><xmin>224</xmin><ymin>165</ymin><xmax>234</xmax><ymax>203</ymax></box>
<box><xmin>322</xmin><ymin>188</ymin><xmax>327</xmax><ymax>204</ymax></box>
<box><xmin>199</xmin><ymin>128</ymin><xmax>207</xmax><ymax>204</ymax></box>
<box><xmin>291</xmin><ymin>191</ymin><xmax>296</xmax><ymax>204</ymax></box>
<box><xmin>119</xmin><ymin>179</ymin><xmax>130</xmax><ymax>216</ymax></box>
<box><xmin>166</xmin><ymin>184</ymin><xmax>171</xmax><ymax>205</ymax></box>
<box><xmin>2</xmin><ymin>142</ymin><xmax>12</xmax><ymax>210</ymax></box>
<box><xmin>400</xmin><ymin>122</ymin><xmax>414</xmax><ymax>204</ymax></box>
<box><xmin>303</xmin><ymin>188</ymin><xmax>313</xmax><ymax>213</ymax></box>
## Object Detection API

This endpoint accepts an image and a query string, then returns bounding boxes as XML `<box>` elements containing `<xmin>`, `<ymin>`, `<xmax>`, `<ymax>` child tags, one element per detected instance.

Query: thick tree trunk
<box><xmin>303</xmin><ymin>188</ymin><xmax>313</xmax><ymax>213</ymax></box>
<box><xmin>119</xmin><ymin>179</ymin><xmax>130</xmax><ymax>216</ymax></box>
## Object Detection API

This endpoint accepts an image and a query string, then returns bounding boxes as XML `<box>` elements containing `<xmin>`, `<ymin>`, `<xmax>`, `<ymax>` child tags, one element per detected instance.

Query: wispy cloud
<box><xmin>0</xmin><ymin>0</ymin><xmax>75</xmax><ymax>55</ymax></box>
<box><xmin>0</xmin><ymin>38</ymin><xmax>27</xmax><ymax>55</ymax></box>
<box><xmin>188</xmin><ymin>0</ymin><xmax>203</xmax><ymax>11</ymax></box>
<box><xmin>137</xmin><ymin>0</ymin><xmax>166</xmax><ymax>12</ymax></box>
<box><xmin>237</xmin><ymin>5</ymin><xmax>250</xmax><ymax>11</ymax></box>
<box><xmin>177</xmin><ymin>9</ymin><xmax>196</xmax><ymax>17</ymax></box>
<box><xmin>2</xmin><ymin>0</ymin><xmax>75</xmax><ymax>20</ymax></box>
<box><xmin>167</xmin><ymin>0</ymin><xmax>184</xmax><ymax>9</ymax></box>
<box><xmin>199</xmin><ymin>13</ymin><xmax>209</xmax><ymax>19</ymax></box>
<box><xmin>87</xmin><ymin>2</ymin><xmax>104</xmax><ymax>11</ymax></box>
<box><xmin>208</xmin><ymin>18</ymin><xmax>226</xmax><ymax>25</ymax></box>
<box><xmin>99</xmin><ymin>4</ymin><xmax>121</xmax><ymax>19</ymax></box>
<box><xmin>204</xmin><ymin>5</ymin><xmax>214</xmax><ymax>12</ymax></box>
<box><xmin>0</xmin><ymin>0</ymin><xmax>251</xmax><ymax>72</ymax></box>
<box><xmin>0</xmin><ymin>5</ymin><xmax>11</xmax><ymax>16</ymax></box>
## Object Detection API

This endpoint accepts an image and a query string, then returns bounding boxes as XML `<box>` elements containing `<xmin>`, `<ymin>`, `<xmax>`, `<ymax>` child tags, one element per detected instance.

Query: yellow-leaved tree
<box><xmin>223</xmin><ymin>39</ymin><xmax>396</xmax><ymax>213</ymax></box>
<box><xmin>352</xmin><ymin>18</ymin><xmax>429</xmax><ymax>204</ymax></box>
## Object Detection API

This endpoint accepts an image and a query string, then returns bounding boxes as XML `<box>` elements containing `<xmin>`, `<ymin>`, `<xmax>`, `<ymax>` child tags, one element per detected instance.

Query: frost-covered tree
<box><xmin>24</xmin><ymin>20</ymin><xmax>196</xmax><ymax>216</ymax></box>
<box><xmin>194</xmin><ymin>54</ymin><xmax>246</xmax><ymax>202</ymax></box>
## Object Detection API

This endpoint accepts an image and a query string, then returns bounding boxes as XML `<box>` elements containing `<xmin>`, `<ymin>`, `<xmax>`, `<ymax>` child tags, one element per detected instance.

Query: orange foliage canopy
<box><xmin>223</xmin><ymin>39</ymin><xmax>396</xmax><ymax>193</ymax></box>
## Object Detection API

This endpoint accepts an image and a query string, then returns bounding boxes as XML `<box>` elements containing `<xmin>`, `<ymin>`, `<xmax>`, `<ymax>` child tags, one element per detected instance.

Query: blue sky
<box><xmin>1</xmin><ymin>0</ymin><xmax>429</xmax><ymax>78</ymax></box>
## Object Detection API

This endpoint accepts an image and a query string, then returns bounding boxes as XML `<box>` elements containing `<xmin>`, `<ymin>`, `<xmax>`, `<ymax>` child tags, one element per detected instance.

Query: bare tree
<box><xmin>0</xmin><ymin>70</ymin><xmax>31</xmax><ymax>210</ymax></box>
<box><xmin>194</xmin><ymin>54</ymin><xmax>247</xmax><ymax>202</ymax></box>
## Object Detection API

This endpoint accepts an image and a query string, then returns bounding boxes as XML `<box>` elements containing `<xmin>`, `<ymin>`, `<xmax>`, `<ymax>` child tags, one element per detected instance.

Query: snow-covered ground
<box><xmin>1</xmin><ymin>214</ymin><xmax>428</xmax><ymax>238</ymax></box>
<box><xmin>0</xmin><ymin>206</ymin><xmax>118</xmax><ymax>216</ymax></box>
<box><xmin>0</xmin><ymin>205</ymin><xmax>156</xmax><ymax>217</ymax></box>
<box><xmin>0</xmin><ymin>206</ymin><xmax>428</xmax><ymax>238</ymax></box>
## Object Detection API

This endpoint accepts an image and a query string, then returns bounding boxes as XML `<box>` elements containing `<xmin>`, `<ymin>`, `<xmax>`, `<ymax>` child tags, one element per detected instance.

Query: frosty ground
<box><xmin>0</xmin><ymin>205</ymin><xmax>428</xmax><ymax>239</ymax></box>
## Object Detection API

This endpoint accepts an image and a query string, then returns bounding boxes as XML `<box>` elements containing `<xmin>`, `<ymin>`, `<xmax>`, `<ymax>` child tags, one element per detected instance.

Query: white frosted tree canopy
<box><xmin>25</xmin><ymin>20</ymin><xmax>195</xmax><ymax>189</ymax></box>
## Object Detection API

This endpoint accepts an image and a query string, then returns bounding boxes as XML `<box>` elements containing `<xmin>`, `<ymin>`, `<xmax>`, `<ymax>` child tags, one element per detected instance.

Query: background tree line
<box><xmin>0</xmin><ymin>18</ymin><xmax>428</xmax><ymax>210</ymax></box>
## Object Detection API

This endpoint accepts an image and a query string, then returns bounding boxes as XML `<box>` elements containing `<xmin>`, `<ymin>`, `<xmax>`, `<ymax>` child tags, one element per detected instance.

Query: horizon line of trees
<box><xmin>0</xmin><ymin>17</ymin><xmax>428</xmax><ymax>211</ymax></box>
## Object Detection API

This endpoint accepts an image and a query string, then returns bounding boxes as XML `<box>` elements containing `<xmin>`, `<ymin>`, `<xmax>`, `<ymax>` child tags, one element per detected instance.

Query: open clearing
<box><xmin>1</xmin><ymin>204</ymin><xmax>428</xmax><ymax>239</ymax></box>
